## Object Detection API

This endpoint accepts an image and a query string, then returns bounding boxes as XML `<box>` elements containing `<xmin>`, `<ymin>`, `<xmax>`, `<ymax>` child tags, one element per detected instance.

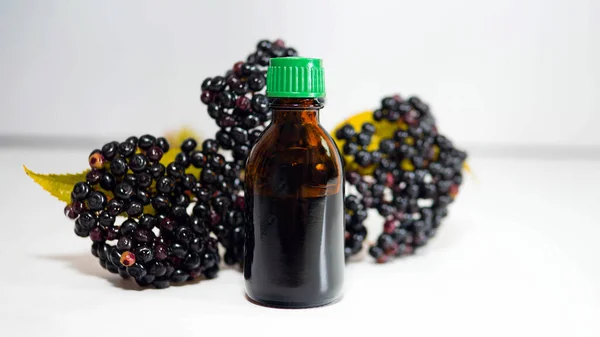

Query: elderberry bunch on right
<box><xmin>335</xmin><ymin>94</ymin><xmax>467</xmax><ymax>263</ymax></box>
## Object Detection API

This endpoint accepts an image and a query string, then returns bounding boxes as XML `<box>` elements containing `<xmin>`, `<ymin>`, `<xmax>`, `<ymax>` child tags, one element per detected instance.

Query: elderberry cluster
<box><xmin>64</xmin><ymin>135</ymin><xmax>240</xmax><ymax>288</ymax></box>
<box><xmin>336</xmin><ymin>95</ymin><xmax>467</xmax><ymax>263</ymax></box>
<box><xmin>198</xmin><ymin>39</ymin><xmax>297</xmax><ymax>262</ymax></box>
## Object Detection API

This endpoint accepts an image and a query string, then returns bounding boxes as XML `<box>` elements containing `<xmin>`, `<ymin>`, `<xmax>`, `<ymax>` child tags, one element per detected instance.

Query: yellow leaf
<box><xmin>23</xmin><ymin>165</ymin><xmax>88</xmax><ymax>204</ymax></box>
<box><xmin>332</xmin><ymin>111</ymin><xmax>404</xmax><ymax>175</ymax></box>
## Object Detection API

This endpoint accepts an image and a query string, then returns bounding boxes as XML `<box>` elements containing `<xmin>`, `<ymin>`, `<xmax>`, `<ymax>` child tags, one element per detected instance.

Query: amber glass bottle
<box><xmin>244</xmin><ymin>57</ymin><xmax>344</xmax><ymax>308</ymax></box>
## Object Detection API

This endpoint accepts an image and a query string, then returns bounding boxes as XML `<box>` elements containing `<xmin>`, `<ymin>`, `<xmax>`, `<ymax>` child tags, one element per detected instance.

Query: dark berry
<box><xmin>216</xmin><ymin>130</ymin><xmax>235</xmax><ymax>150</ymax></box>
<box><xmin>98</xmin><ymin>211</ymin><xmax>115</xmax><ymax>227</ymax></box>
<box><xmin>89</xmin><ymin>226</ymin><xmax>105</xmax><ymax>242</ymax></box>
<box><xmin>118</xmin><ymin>142</ymin><xmax>136</xmax><ymax>158</ymax></box>
<box><xmin>201</xmin><ymin>169</ymin><xmax>217</xmax><ymax>184</ymax></box>
<box><xmin>209</xmin><ymin>76</ymin><xmax>225</xmax><ymax>91</ymax></box>
<box><xmin>106</xmin><ymin>199</ymin><xmax>124</xmax><ymax>216</ymax></box>
<box><xmin>200</xmin><ymin>90</ymin><xmax>213</xmax><ymax>104</ymax></box>
<box><xmin>242</xmin><ymin>115</ymin><xmax>260</xmax><ymax>129</ymax></box>
<box><xmin>180</xmin><ymin>138</ymin><xmax>197</xmax><ymax>153</ymax></box>
<box><xmin>86</xmin><ymin>191</ymin><xmax>107</xmax><ymax>211</ymax></box>
<box><xmin>201</xmin><ymin>77</ymin><xmax>212</xmax><ymax>91</ymax></box>
<box><xmin>78</xmin><ymin>211</ymin><xmax>97</xmax><ymax>230</ymax></box>
<box><xmin>129</xmin><ymin>154</ymin><xmax>148</xmax><ymax>173</ymax></box>
<box><xmin>379</xmin><ymin>139</ymin><xmax>396</xmax><ymax>154</ymax></box>
<box><xmin>117</xmin><ymin>236</ymin><xmax>133</xmax><ymax>251</ymax></box>
<box><xmin>170</xmin><ymin>242</ymin><xmax>187</xmax><ymax>259</ymax></box>
<box><xmin>251</xmin><ymin>94</ymin><xmax>269</xmax><ymax>113</ymax></box>
<box><xmin>101</xmin><ymin>141</ymin><xmax>119</xmax><ymax>160</ymax></box>
<box><xmin>148</xmin><ymin>163</ymin><xmax>165</xmax><ymax>179</ymax></box>
<box><xmin>139</xmin><ymin>214</ymin><xmax>157</xmax><ymax>230</ymax></box>
<box><xmin>166</xmin><ymin>162</ymin><xmax>184</xmax><ymax>178</ymax></box>
<box><xmin>156</xmin><ymin>137</ymin><xmax>170</xmax><ymax>152</ymax></box>
<box><xmin>138</xmin><ymin>134</ymin><xmax>156</xmax><ymax>150</ymax></box>
<box><xmin>170</xmin><ymin>269</ymin><xmax>189</xmax><ymax>283</ymax></box>
<box><xmin>175</xmin><ymin>152</ymin><xmax>190</xmax><ymax>168</ymax></box>
<box><xmin>127</xmin><ymin>263</ymin><xmax>147</xmax><ymax>280</ymax></box>
<box><xmin>114</xmin><ymin>182</ymin><xmax>134</xmax><ymax>200</ymax></box>
<box><xmin>126</xmin><ymin>201</ymin><xmax>143</xmax><ymax>217</ymax></box>
<box><xmin>86</xmin><ymin>169</ymin><xmax>102</xmax><ymax>185</ymax></box>
<box><xmin>152</xmin><ymin>195</ymin><xmax>170</xmax><ymax>213</ymax></box>
<box><xmin>232</xmin><ymin>144</ymin><xmax>249</xmax><ymax>161</ymax></box>
<box><xmin>202</xmin><ymin>139</ymin><xmax>218</xmax><ymax>154</ymax></box>
<box><xmin>356</xmin><ymin>132</ymin><xmax>371</xmax><ymax>146</ymax></box>
<box><xmin>248</xmin><ymin>74</ymin><xmax>265</xmax><ymax>91</ymax></box>
<box><xmin>343</xmin><ymin>142</ymin><xmax>358</xmax><ymax>155</ymax></box>
<box><xmin>355</xmin><ymin>150</ymin><xmax>372</xmax><ymax>167</ymax></box>
<box><xmin>336</xmin><ymin>124</ymin><xmax>355</xmax><ymax>140</ymax></box>
<box><xmin>120</xmin><ymin>218</ymin><xmax>138</xmax><ymax>236</ymax></box>
<box><xmin>183</xmin><ymin>253</ymin><xmax>201</xmax><ymax>270</ymax></box>
<box><xmin>110</xmin><ymin>157</ymin><xmax>128</xmax><ymax>176</ymax></box>
<box><xmin>71</xmin><ymin>182</ymin><xmax>91</xmax><ymax>201</ymax></box>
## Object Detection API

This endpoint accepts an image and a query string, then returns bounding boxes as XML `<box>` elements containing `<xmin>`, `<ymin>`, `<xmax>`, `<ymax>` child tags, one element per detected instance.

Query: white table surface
<box><xmin>1</xmin><ymin>148</ymin><xmax>599</xmax><ymax>336</ymax></box>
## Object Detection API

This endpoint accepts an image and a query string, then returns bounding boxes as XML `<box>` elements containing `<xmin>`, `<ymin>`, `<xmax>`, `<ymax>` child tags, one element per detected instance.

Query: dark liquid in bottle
<box><xmin>245</xmin><ymin>193</ymin><xmax>344</xmax><ymax>308</ymax></box>
<box><xmin>244</xmin><ymin>98</ymin><xmax>344</xmax><ymax>308</ymax></box>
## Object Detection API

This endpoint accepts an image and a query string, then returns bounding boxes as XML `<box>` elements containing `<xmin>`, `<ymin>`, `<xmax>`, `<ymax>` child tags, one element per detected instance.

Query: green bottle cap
<box><xmin>266</xmin><ymin>57</ymin><xmax>326</xmax><ymax>98</ymax></box>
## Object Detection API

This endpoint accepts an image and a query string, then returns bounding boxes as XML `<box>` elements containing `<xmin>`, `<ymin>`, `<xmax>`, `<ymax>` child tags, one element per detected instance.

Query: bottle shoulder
<box><xmin>245</xmin><ymin>122</ymin><xmax>343</xmax><ymax>197</ymax></box>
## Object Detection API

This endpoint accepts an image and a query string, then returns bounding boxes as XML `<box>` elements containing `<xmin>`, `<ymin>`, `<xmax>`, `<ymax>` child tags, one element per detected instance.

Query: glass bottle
<box><xmin>244</xmin><ymin>57</ymin><xmax>344</xmax><ymax>308</ymax></box>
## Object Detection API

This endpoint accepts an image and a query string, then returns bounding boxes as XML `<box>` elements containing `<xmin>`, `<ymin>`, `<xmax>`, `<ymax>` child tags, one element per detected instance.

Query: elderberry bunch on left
<box><xmin>63</xmin><ymin>136</ymin><xmax>221</xmax><ymax>288</ymax></box>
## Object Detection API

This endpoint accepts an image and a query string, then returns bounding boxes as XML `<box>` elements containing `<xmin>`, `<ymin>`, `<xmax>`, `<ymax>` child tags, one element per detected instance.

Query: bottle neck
<box><xmin>269</xmin><ymin>98</ymin><xmax>324</xmax><ymax>124</ymax></box>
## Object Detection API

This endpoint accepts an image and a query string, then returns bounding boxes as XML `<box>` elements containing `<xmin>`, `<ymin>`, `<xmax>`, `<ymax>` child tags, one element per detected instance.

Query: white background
<box><xmin>1</xmin><ymin>1</ymin><xmax>600</xmax><ymax>336</ymax></box>
<box><xmin>1</xmin><ymin>0</ymin><xmax>599</xmax><ymax>148</ymax></box>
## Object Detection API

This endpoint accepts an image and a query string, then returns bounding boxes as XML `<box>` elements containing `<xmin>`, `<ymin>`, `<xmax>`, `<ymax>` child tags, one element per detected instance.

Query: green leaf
<box><xmin>23</xmin><ymin>165</ymin><xmax>89</xmax><ymax>204</ymax></box>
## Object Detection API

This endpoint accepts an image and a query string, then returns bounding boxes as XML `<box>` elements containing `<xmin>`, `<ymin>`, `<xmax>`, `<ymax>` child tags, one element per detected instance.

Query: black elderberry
<box><xmin>251</xmin><ymin>94</ymin><xmax>269</xmax><ymax>113</ymax></box>
<box><xmin>78</xmin><ymin>211</ymin><xmax>97</xmax><ymax>231</ymax></box>
<box><xmin>152</xmin><ymin>195</ymin><xmax>170</xmax><ymax>213</ymax></box>
<box><xmin>135</xmin><ymin>172</ymin><xmax>152</xmax><ymax>189</ymax></box>
<box><xmin>120</xmin><ymin>218</ymin><xmax>138</xmax><ymax>236</ymax></box>
<box><xmin>355</xmin><ymin>150</ymin><xmax>372</xmax><ymax>167</ymax></box>
<box><xmin>202</xmin><ymin>139</ymin><xmax>219</xmax><ymax>154</ymax></box>
<box><xmin>71</xmin><ymin>182</ymin><xmax>91</xmax><ymax>201</ymax></box>
<box><xmin>101</xmin><ymin>141</ymin><xmax>119</xmax><ymax>160</ymax></box>
<box><xmin>180</xmin><ymin>138</ymin><xmax>197</xmax><ymax>153</ymax></box>
<box><xmin>356</xmin><ymin>132</ymin><xmax>371</xmax><ymax>146</ymax></box>
<box><xmin>166</xmin><ymin>162</ymin><xmax>184</xmax><ymax>179</ymax></box>
<box><xmin>86</xmin><ymin>169</ymin><xmax>102</xmax><ymax>185</ymax></box>
<box><xmin>126</xmin><ymin>200</ymin><xmax>143</xmax><ymax>217</ymax></box>
<box><xmin>98</xmin><ymin>211</ymin><xmax>115</xmax><ymax>227</ymax></box>
<box><xmin>156</xmin><ymin>137</ymin><xmax>170</xmax><ymax>152</ymax></box>
<box><xmin>171</xmin><ymin>205</ymin><xmax>188</xmax><ymax>219</ymax></box>
<box><xmin>110</xmin><ymin>157</ymin><xmax>128</xmax><ymax>176</ymax></box>
<box><xmin>379</xmin><ymin>139</ymin><xmax>396</xmax><ymax>154</ymax></box>
<box><xmin>216</xmin><ymin>92</ymin><xmax>236</xmax><ymax>110</ymax></box>
<box><xmin>106</xmin><ymin>199</ymin><xmax>124</xmax><ymax>217</ymax></box>
<box><xmin>336</xmin><ymin>124</ymin><xmax>355</xmax><ymax>140</ymax></box>
<box><xmin>129</xmin><ymin>154</ymin><xmax>148</xmax><ymax>173</ymax></box>
<box><xmin>86</xmin><ymin>191</ymin><xmax>107</xmax><ymax>211</ymax></box>
<box><xmin>118</xmin><ymin>141</ymin><xmax>136</xmax><ymax>158</ymax></box>
<box><xmin>74</xmin><ymin>221</ymin><xmax>90</xmax><ymax>237</ymax></box>
<box><xmin>170</xmin><ymin>242</ymin><xmax>188</xmax><ymax>259</ymax></box>
<box><xmin>216</xmin><ymin>130</ymin><xmax>235</xmax><ymax>150</ymax></box>
<box><xmin>232</xmin><ymin>144</ymin><xmax>249</xmax><ymax>161</ymax></box>
<box><xmin>208</xmin><ymin>76</ymin><xmax>225</xmax><ymax>92</ymax></box>
<box><xmin>201</xmin><ymin>77</ymin><xmax>212</xmax><ymax>91</ymax></box>
<box><xmin>137</xmin><ymin>134</ymin><xmax>156</xmax><ymax>150</ymax></box>
<box><xmin>127</xmin><ymin>263</ymin><xmax>147</xmax><ymax>280</ymax></box>
<box><xmin>146</xmin><ymin>163</ymin><xmax>163</xmax><ymax>180</ymax></box>
<box><xmin>135</xmin><ymin>246</ymin><xmax>153</xmax><ymax>264</ymax></box>
<box><xmin>175</xmin><ymin>152</ymin><xmax>190</xmax><ymax>168</ymax></box>
<box><xmin>114</xmin><ymin>182</ymin><xmax>133</xmax><ymax>201</ymax></box>
<box><xmin>343</xmin><ymin>142</ymin><xmax>359</xmax><ymax>155</ymax></box>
